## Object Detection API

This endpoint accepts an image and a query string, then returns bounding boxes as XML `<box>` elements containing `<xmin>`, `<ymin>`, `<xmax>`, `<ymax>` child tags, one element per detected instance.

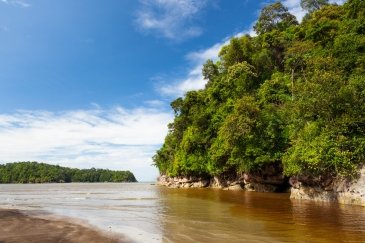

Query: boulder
<box><xmin>226</xmin><ymin>184</ymin><xmax>243</xmax><ymax>191</ymax></box>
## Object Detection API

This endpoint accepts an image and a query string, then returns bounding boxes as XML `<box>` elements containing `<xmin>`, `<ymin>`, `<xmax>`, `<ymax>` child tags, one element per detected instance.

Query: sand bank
<box><xmin>0</xmin><ymin>209</ymin><xmax>128</xmax><ymax>243</ymax></box>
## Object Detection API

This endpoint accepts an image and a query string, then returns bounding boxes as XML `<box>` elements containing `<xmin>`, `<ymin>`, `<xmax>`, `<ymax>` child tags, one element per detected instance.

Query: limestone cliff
<box><xmin>157</xmin><ymin>165</ymin><xmax>289</xmax><ymax>192</ymax></box>
<box><xmin>158</xmin><ymin>165</ymin><xmax>365</xmax><ymax>207</ymax></box>
<box><xmin>290</xmin><ymin>166</ymin><xmax>365</xmax><ymax>206</ymax></box>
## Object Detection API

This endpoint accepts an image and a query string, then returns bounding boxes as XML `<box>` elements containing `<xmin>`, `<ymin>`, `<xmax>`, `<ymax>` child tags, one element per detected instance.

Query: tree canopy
<box><xmin>154</xmin><ymin>0</ymin><xmax>365</xmax><ymax>181</ymax></box>
<box><xmin>254</xmin><ymin>2</ymin><xmax>298</xmax><ymax>35</ymax></box>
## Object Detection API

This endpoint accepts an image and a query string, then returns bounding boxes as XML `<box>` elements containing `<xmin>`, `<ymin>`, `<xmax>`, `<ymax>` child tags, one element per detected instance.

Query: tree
<box><xmin>301</xmin><ymin>0</ymin><xmax>329</xmax><ymax>13</ymax></box>
<box><xmin>254</xmin><ymin>2</ymin><xmax>298</xmax><ymax>35</ymax></box>
<box><xmin>202</xmin><ymin>59</ymin><xmax>219</xmax><ymax>83</ymax></box>
<box><xmin>219</xmin><ymin>37</ymin><xmax>246</xmax><ymax>69</ymax></box>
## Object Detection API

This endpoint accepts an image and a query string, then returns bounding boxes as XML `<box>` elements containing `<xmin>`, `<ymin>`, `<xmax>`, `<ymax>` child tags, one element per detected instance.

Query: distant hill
<box><xmin>0</xmin><ymin>162</ymin><xmax>137</xmax><ymax>183</ymax></box>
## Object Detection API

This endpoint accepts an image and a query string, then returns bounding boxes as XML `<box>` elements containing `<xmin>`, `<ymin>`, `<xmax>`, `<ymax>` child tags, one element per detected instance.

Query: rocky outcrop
<box><xmin>157</xmin><ymin>164</ymin><xmax>289</xmax><ymax>192</ymax></box>
<box><xmin>242</xmin><ymin>165</ymin><xmax>289</xmax><ymax>192</ymax></box>
<box><xmin>158</xmin><ymin>165</ymin><xmax>365</xmax><ymax>206</ymax></box>
<box><xmin>209</xmin><ymin>175</ymin><xmax>245</xmax><ymax>190</ymax></box>
<box><xmin>157</xmin><ymin>174</ymin><xmax>246</xmax><ymax>190</ymax></box>
<box><xmin>290</xmin><ymin>166</ymin><xmax>365</xmax><ymax>206</ymax></box>
<box><xmin>157</xmin><ymin>175</ymin><xmax>211</xmax><ymax>189</ymax></box>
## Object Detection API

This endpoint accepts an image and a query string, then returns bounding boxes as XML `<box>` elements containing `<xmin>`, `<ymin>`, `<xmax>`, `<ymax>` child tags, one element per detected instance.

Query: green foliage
<box><xmin>0</xmin><ymin>162</ymin><xmax>137</xmax><ymax>183</ymax></box>
<box><xmin>303</xmin><ymin>5</ymin><xmax>345</xmax><ymax>47</ymax></box>
<box><xmin>254</xmin><ymin>2</ymin><xmax>298</xmax><ymax>35</ymax></box>
<box><xmin>154</xmin><ymin>0</ymin><xmax>365</xmax><ymax>181</ymax></box>
<box><xmin>202</xmin><ymin>59</ymin><xmax>219</xmax><ymax>83</ymax></box>
<box><xmin>219</xmin><ymin>36</ymin><xmax>253</xmax><ymax>70</ymax></box>
<box><xmin>345</xmin><ymin>0</ymin><xmax>365</xmax><ymax>19</ymax></box>
<box><xmin>283</xmin><ymin>121</ymin><xmax>365</xmax><ymax>177</ymax></box>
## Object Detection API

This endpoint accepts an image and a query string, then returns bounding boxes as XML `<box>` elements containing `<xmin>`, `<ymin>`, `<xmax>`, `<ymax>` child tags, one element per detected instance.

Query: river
<box><xmin>0</xmin><ymin>183</ymin><xmax>365</xmax><ymax>242</ymax></box>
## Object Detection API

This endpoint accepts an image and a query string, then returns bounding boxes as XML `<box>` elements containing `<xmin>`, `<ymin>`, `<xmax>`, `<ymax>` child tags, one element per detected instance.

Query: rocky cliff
<box><xmin>157</xmin><ymin>165</ymin><xmax>289</xmax><ymax>192</ymax></box>
<box><xmin>290</xmin><ymin>166</ymin><xmax>365</xmax><ymax>206</ymax></box>
<box><xmin>158</xmin><ymin>166</ymin><xmax>365</xmax><ymax>207</ymax></box>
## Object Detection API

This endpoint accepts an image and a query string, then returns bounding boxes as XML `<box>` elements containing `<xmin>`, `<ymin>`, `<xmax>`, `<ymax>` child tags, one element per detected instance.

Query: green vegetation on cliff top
<box><xmin>0</xmin><ymin>162</ymin><xmax>137</xmax><ymax>183</ymax></box>
<box><xmin>153</xmin><ymin>0</ymin><xmax>365</xmax><ymax>180</ymax></box>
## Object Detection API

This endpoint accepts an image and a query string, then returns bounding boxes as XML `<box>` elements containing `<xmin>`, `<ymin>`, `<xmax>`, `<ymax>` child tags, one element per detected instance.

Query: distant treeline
<box><xmin>0</xmin><ymin>162</ymin><xmax>137</xmax><ymax>183</ymax></box>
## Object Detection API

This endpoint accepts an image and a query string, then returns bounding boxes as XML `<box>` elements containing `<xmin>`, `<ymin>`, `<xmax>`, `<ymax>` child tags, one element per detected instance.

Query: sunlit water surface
<box><xmin>1</xmin><ymin>183</ymin><xmax>365</xmax><ymax>242</ymax></box>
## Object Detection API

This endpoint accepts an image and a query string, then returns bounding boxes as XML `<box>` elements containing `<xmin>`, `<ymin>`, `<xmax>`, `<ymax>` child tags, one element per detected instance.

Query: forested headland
<box><xmin>154</xmin><ymin>0</ymin><xmax>365</xmax><ymax>184</ymax></box>
<box><xmin>0</xmin><ymin>162</ymin><xmax>137</xmax><ymax>183</ymax></box>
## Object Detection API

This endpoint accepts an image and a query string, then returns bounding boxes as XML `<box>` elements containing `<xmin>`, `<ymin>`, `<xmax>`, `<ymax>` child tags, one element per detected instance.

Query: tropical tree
<box><xmin>254</xmin><ymin>2</ymin><xmax>298</xmax><ymax>35</ymax></box>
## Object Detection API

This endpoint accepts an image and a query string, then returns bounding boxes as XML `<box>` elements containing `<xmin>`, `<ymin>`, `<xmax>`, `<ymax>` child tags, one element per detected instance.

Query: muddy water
<box><xmin>159</xmin><ymin>188</ymin><xmax>365</xmax><ymax>242</ymax></box>
<box><xmin>1</xmin><ymin>183</ymin><xmax>365</xmax><ymax>242</ymax></box>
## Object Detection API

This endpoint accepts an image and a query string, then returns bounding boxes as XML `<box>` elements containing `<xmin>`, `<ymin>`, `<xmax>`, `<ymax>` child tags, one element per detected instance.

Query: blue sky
<box><xmin>0</xmin><ymin>0</ymin><xmax>344</xmax><ymax>181</ymax></box>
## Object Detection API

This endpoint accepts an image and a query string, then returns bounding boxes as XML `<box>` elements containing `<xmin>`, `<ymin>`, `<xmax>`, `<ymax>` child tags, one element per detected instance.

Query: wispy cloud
<box><xmin>1</xmin><ymin>0</ymin><xmax>30</xmax><ymax>8</ymax></box>
<box><xmin>135</xmin><ymin>0</ymin><xmax>208</xmax><ymax>41</ymax></box>
<box><xmin>283</xmin><ymin>0</ymin><xmax>345</xmax><ymax>22</ymax></box>
<box><xmin>0</xmin><ymin>107</ymin><xmax>173</xmax><ymax>181</ymax></box>
<box><xmin>156</xmin><ymin>0</ymin><xmax>346</xmax><ymax>97</ymax></box>
<box><xmin>283</xmin><ymin>0</ymin><xmax>307</xmax><ymax>22</ymax></box>
<box><xmin>157</xmin><ymin>42</ymin><xmax>223</xmax><ymax>97</ymax></box>
<box><xmin>157</xmin><ymin>28</ymin><xmax>254</xmax><ymax>97</ymax></box>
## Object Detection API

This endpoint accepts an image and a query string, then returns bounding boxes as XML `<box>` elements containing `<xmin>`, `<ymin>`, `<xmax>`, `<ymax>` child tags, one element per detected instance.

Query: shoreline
<box><xmin>157</xmin><ymin>169</ymin><xmax>365</xmax><ymax>207</ymax></box>
<box><xmin>0</xmin><ymin>208</ymin><xmax>128</xmax><ymax>243</ymax></box>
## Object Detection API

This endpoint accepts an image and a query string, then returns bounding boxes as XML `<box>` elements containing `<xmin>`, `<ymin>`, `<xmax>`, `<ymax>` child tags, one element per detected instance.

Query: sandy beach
<box><xmin>0</xmin><ymin>209</ymin><xmax>126</xmax><ymax>243</ymax></box>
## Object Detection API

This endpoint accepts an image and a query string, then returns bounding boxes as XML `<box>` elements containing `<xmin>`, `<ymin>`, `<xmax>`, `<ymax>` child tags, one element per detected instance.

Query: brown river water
<box><xmin>1</xmin><ymin>183</ymin><xmax>365</xmax><ymax>242</ymax></box>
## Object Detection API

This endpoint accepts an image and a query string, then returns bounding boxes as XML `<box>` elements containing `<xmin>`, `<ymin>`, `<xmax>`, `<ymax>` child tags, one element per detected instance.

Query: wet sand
<box><xmin>0</xmin><ymin>209</ymin><xmax>126</xmax><ymax>243</ymax></box>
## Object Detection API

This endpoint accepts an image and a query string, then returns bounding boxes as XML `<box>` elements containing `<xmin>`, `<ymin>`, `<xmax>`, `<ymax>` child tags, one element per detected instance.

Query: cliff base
<box><xmin>290</xmin><ymin>167</ymin><xmax>365</xmax><ymax>206</ymax></box>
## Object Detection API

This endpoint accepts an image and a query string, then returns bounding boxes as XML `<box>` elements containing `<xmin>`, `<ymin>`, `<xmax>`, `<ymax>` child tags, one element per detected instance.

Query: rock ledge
<box><xmin>290</xmin><ymin>166</ymin><xmax>365</xmax><ymax>206</ymax></box>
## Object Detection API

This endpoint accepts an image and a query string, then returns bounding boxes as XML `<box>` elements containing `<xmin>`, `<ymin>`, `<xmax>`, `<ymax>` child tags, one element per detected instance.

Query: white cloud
<box><xmin>135</xmin><ymin>0</ymin><xmax>208</xmax><ymax>41</ymax></box>
<box><xmin>158</xmin><ymin>66</ymin><xmax>206</xmax><ymax>97</ymax></box>
<box><xmin>157</xmin><ymin>0</ymin><xmax>346</xmax><ymax>97</ymax></box>
<box><xmin>1</xmin><ymin>0</ymin><xmax>30</xmax><ymax>8</ymax></box>
<box><xmin>144</xmin><ymin>99</ymin><xmax>167</xmax><ymax>108</ymax></box>
<box><xmin>157</xmin><ymin>30</ymin><xmax>252</xmax><ymax>97</ymax></box>
<box><xmin>283</xmin><ymin>0</ymin><xmax>346</xmax><ymax>22</ymax></box>
<box><xmin>331</xmin><ymin>0</ymin><xmax>346</xmax><ymax>4</ymax></box>
<box><xmin>283</xmin><ymin>0</ymin><xmax>307</xmax><ymax>22</ymax></box>
<box><xmin>0</xmin><ymin>107</ymin><xmax>173</xmax><ymax>181</ymax></box>
<box><xmin>186</xmin><ymin>42</ymin><xmax>224</xmax><ymax>64</ymax></box>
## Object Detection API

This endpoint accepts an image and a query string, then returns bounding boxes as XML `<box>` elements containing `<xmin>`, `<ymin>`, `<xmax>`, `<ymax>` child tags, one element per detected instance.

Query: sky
<box><xmin>0</xmin><ymin>0</ymin><xmax>345</xmax><ymax>181</ymax></box>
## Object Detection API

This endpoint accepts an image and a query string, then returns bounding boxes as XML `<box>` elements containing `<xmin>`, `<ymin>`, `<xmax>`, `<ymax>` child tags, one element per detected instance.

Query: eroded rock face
<box><xmin>243</xmin><ymin>164</ymin><xmax>289</xmax><ymax>192</ymax></box>
<box><xmin>244</xmin><ymin>182</ymin><xmax>278</xmax><ymax>192</ymax></box>
<box><xmin>209</xmin><ymin>175</ymin><xmax>244</xmax><ymax>189</ymax></box>
<box><xmin>290</xmin><ymin>166</ymin><xmax>365</xmax><ymax>206</ymax></box>
<box><xmin>157</xmin><ymin>164</ymin><xmax>289</xmax><ymax>192</ymax></box>
<box><xmin>158</xmin><ymin>166</ymin><xmax>365</xmax><ymax>206</ymax></box>
<box><xmin>157</xmin><ymin>175</ymin><xmax>244</xmax><ymax>190</ymax></box>
<box><xmin>157</xmin><ymin>175</ymin><xmax>210</xmax><ymax>189</ymax></box>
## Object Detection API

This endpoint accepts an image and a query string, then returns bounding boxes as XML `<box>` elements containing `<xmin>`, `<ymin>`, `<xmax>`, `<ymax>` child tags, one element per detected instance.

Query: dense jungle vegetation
<box><xmin>153</xmin><ymin>0</ymin><xmax>365</xmax><ymax>180</ymax></box>
<box><xmin>0</xmin><ymin>162</ymin><xmax>137</xmax><ymax>183</ymax></box>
